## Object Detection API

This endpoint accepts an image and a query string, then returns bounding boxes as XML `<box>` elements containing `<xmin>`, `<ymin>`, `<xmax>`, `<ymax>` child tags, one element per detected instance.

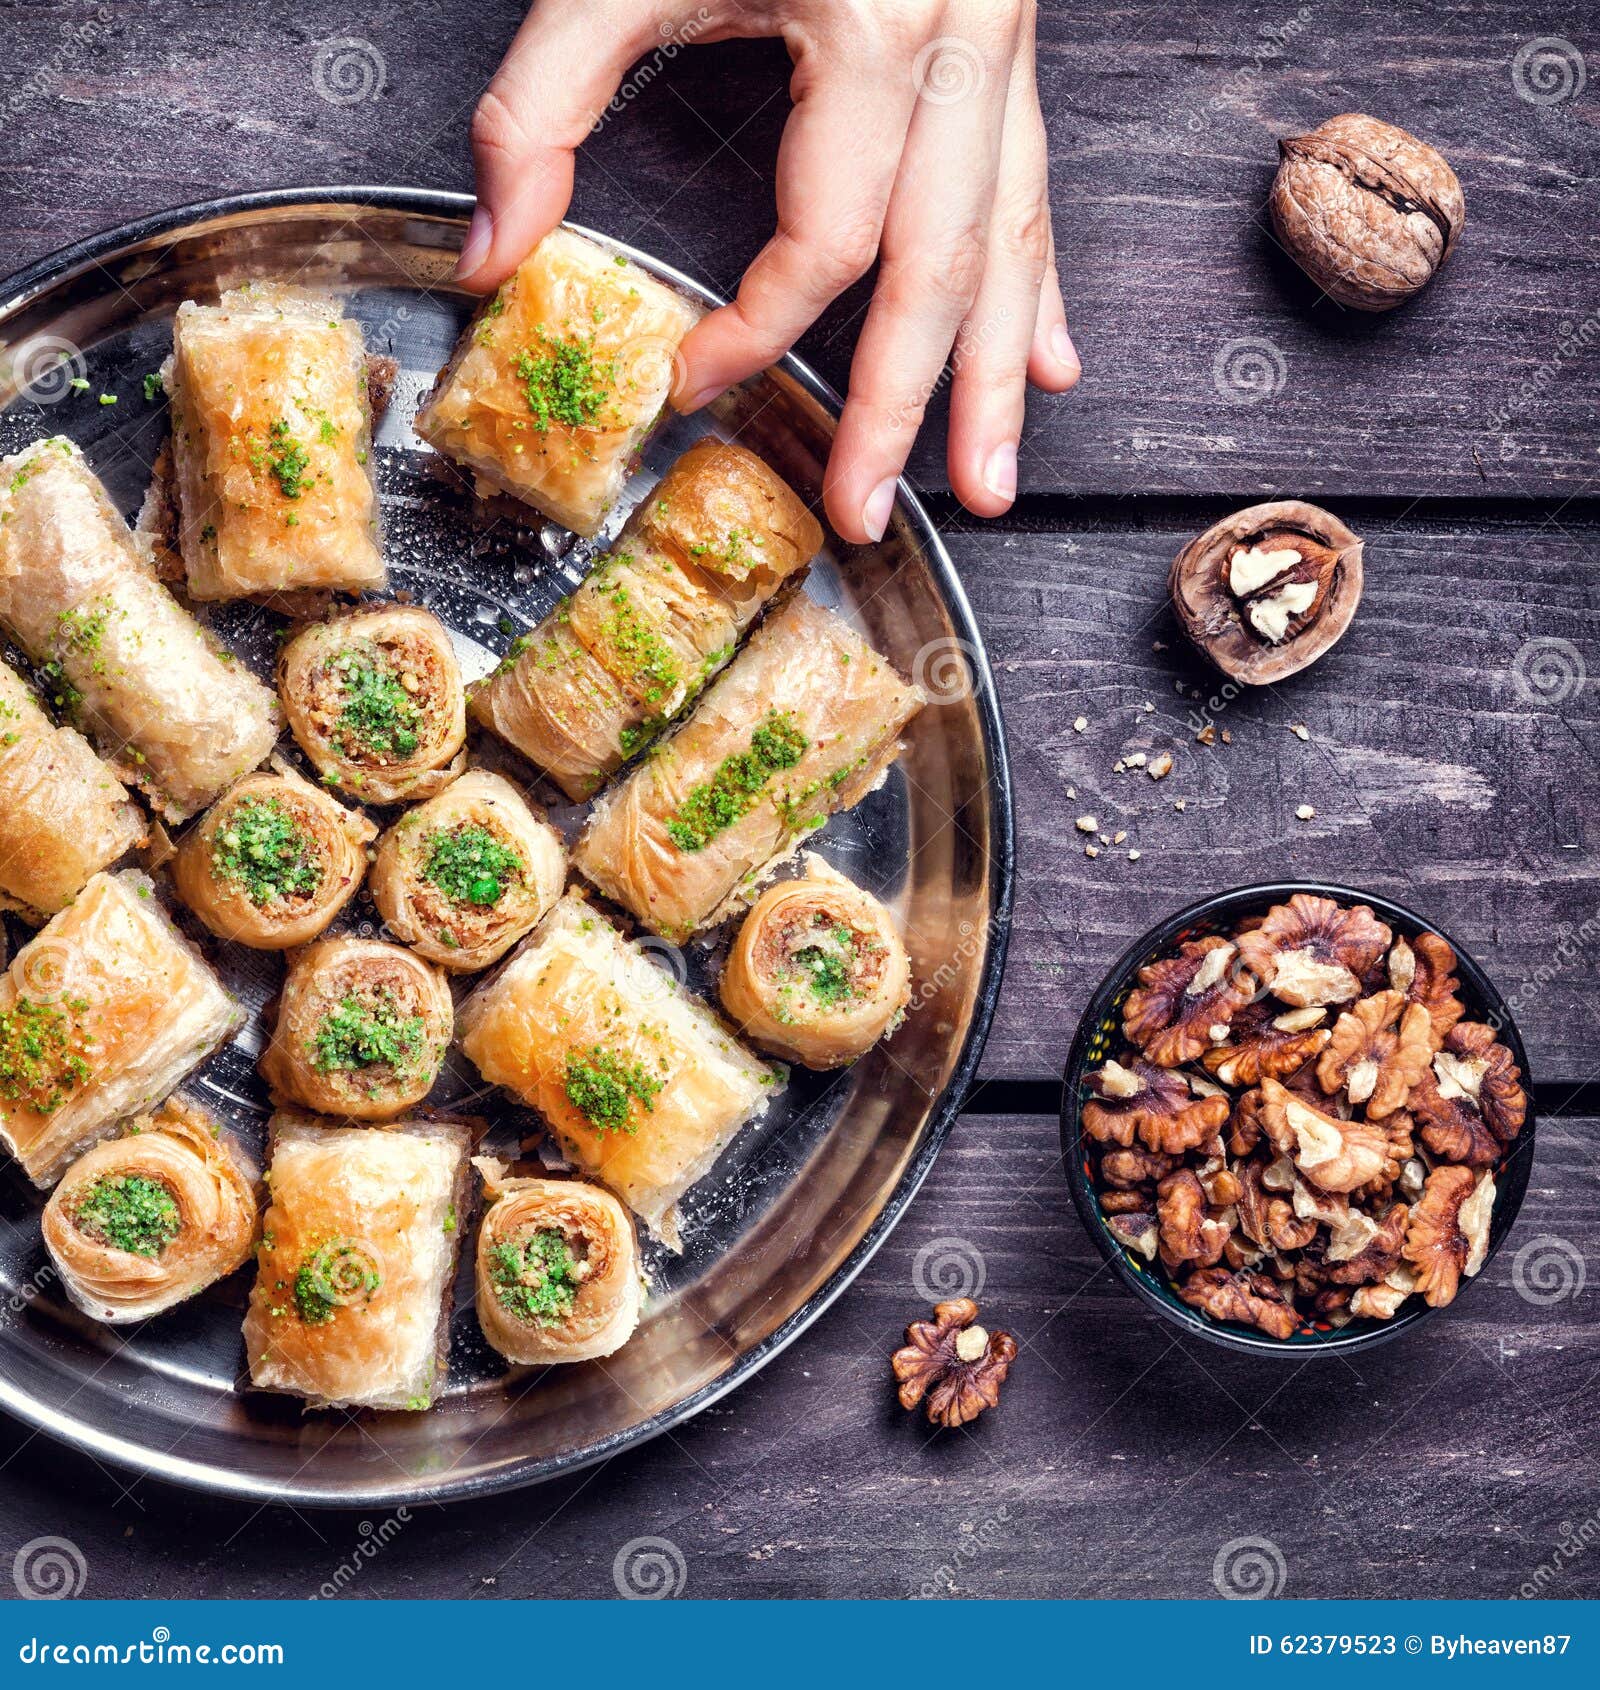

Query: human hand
<box><xmin>458</xmin><ymin>0</ymin><xmax>1079</xmax><ymax>542</ymax></box>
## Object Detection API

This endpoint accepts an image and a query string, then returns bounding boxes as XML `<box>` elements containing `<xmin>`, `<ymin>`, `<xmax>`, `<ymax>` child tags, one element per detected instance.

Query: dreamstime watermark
<box><xmin>4</xmin><ymin>1260</ymin><xmax>57</xmax><ymax>1322</ymax></box>
<box><xmin>1510</xmin><ymin>636</ymin><xmax>1586</xmax><ymax>707</ymax></box>
<box><xmin>311</xmin><ymin>1509</ymin><xmax>411</xmax><ymax>1599</ymax></box>
<box><xmin>1212</xmin><ymin>336</ymin><xmax>1287</xmax><ymax>405</ymax></box>
<box><xmin>7</xmin><ymin>334</ymin><xmax>86</xmax><ymax>405</ymax></box>
<box><xmin>904</xmin><ymin>915</ymin><xmax>1002</xmax><ymax>1020</ymax></box>
<box><xmin>1511</xmin><ymin>37</ymin><xmax>1586</xmax><ymax>106</ymax></box>
<box><xmin>885</xmin><ymin>305</ymin><xmax>1015</xmax><ymax>435</ymax></box>
<box><xmin>5</xmin><ymin>9</ymin><xmax>113</xmax><ymax>116</ymax></box>
<box><xmin>912</xmin><ymin>637</ymin><xmax>979</xmax><ymax>704</ymax></box>
<box><xmin>914</xmin><ymin>1503</ymin><xmax>1011</xmax><ymax>1598</ymax></box>
<box><xmin>592</xmin><ymin>10</ymin><xmax>713</xmax><ymax>131</ymax></box>
<box><xmin>912</xmin><ymin>36</ymin><xmax>986</xmax><ymax>105</ymax></box>
<box><xmin>1185</xmin><ymin>7</ymin><xmax>1316</xmax><ymax>133</ymax></box>
<box><xmin>1213</xmin><ymin>1535</ymin><xmax>1288</xmax><ymax>1598</ymax></box>
<box><xmin>612</xmin><ymin>1536</ymin><xmax>687</xmax><ymax>1599</ymax></box>
<box><xmin>1516</xmin><ymin>1511</ymin><xmax>1600</xmax><ymax>1598</ymax></box>
<box><xmin>1493</xmin><ymin>907</ymin><xmax>1600</xmax><ymax>1033</ymax></box>
<box><xmin>13</xmin><ymin>1538</ymin><xmax>87</xmax><ymax>1601</ymax></box>
<box><xmin>1484</xmin><ymin>312</ymin><xmax>1600</xmax><ymax>432</ymax></box>
<box><xmin>312</xmin><ymin>37</ymin><xmax>386</xmax><ymax>106</ymax></box>
<box><xmin>912</xmin><ymin>1237</ymin><xmax>987</xmax><ymax>1302</ymax></box>
<box><xmin>1511</xmin><ymin>1235</ymin><xmax>1586</xmax><ymax>1307</ymax></box>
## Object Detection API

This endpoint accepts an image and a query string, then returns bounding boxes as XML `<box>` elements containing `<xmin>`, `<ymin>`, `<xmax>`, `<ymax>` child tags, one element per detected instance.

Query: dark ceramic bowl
<box><xmin>1061</xmin><ymin>882</ymin><xmax>1536</xmax><ymax>1356</ymax></box>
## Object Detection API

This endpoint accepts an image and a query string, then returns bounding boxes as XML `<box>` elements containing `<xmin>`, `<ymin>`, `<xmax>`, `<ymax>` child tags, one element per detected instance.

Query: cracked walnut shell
<box><xmin>1168</xmin><ymin>501</ymin><xmax>1363</xmax><ymax>685</ymax></box>
<box><xmin>1269</xmin><ymin>113</ymin><xmax>1465</xmax><ymax>312</ymax></box>
<box><xmin>892</xmin><ymin>1298</ymin><xmax>1018</xmax><ymax>1429</ymax></box>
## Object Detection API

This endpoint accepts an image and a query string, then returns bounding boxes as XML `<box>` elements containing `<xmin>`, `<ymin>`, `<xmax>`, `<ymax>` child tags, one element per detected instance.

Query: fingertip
<box><xmin>453</xmin><ymin>207</ymin><xmax>495</xmax><ymax>290</ymax></box>
<box><xmin>1029</xmin><ymin>322</ymin><xmax>1082</xmax><ymax>393</ymax></box>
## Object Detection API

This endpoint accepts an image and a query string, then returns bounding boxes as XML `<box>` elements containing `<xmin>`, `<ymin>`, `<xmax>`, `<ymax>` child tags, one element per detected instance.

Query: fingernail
<box><xmin>456</xmin><ymin>207</ymin><xmax>492</xmax><ymax>280</ymax></box>
<box><xmin>983</xmin><ymin>442</ymin><xmax>1017</xmax><ymax>503</ymax></box>
<box><xmin>677</xmin><ymin>383</ymin><xmax>724</xmax><ymax>414</ymax></box>
<box><xmin>1050</xmin><ymin>323</ymin><xmax>1079</xmax><ymax>373</ymax></box>
<box><xmin>862</xmin><ymin>477</ymin><xmax>897</xmax><ymax>543</ymax></box>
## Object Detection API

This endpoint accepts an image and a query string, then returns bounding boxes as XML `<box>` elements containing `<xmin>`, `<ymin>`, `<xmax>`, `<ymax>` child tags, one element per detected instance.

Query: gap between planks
<box><xmin>962</xmin><ymin>1076</ymin><xmax>1599</xmax><ymax>1117</ymax></box>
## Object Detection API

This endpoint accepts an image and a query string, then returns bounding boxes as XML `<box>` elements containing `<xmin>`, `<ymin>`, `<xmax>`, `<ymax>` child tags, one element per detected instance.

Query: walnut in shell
<box><xmin>1269</xmin><ymin>113</ymin><xmax>1465</xmax><ymax>312</ymax></box>
<box><xmin>1168</xmin><ymin>501</ymin><xmax>1364</xmax><ymax>685</ymax></box>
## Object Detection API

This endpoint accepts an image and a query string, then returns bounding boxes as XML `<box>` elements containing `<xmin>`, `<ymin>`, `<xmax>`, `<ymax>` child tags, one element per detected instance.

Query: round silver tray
<box><xmin>0</xmin><ymin>189</ymin><xmax>1014</xmax><ymax>1506</ymax></box>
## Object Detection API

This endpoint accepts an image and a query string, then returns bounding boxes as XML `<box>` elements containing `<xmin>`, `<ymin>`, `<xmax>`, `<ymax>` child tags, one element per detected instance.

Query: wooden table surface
<box><xmin>1</xmin><ymin>0</ymin><xmax>1596</xmax><ymax>1601</ymax></box>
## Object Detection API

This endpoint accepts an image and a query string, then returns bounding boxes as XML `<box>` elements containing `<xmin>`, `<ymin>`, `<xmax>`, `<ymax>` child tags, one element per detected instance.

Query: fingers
<box><xmin>459</xmin><ymin>0</ymin><xmax>667</xmax><ymax>292</ymax></box>
<box><xmin>674</xmin><ymin>29</ymin><xmax>919</xmax><ymax>410</ymax></box>
<box><xmin>1027</xmin><ymin>226</ymin><xmax>1080</xmax><ymax>392</ymax></box>
<box><xmin>945</xmin><ymin>3</ymin><xmax>1072</xmax><ymax>516</ymax></box>
<box><xmin>823</xmin><ymin>6</ymin><xmax>1022</xmax><ymax>543</ymax></box>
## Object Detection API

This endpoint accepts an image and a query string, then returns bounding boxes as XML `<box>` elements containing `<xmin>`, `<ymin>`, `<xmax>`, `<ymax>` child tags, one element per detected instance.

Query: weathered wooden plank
<box><xmin>2</xmin><ymin>3</ymin><xmax>1593</xmax><ymax>499</ymax></box>
<box><xmin>950</xmin><ymin>514</ymin><xmax>1600</xmax><ymax>1084</ymax></box>
<box><xmin>1</xmin><ymin>1113</ymin><xmax>1592</xmax><ymax>1599</ymax></box>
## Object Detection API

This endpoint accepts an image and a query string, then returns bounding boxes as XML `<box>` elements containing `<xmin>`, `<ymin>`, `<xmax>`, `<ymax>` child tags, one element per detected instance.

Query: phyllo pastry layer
<box><xmin>165</xmin><ymin>283</ymin><xmax>384</xmax><ymax>599</ymax></box>
<box><xmin>43</xmin><ymin>1095</ymin><xmax>257</xmax><ymax>1324</ymax></box>
<box><xmin>0</xmin><ymin>870</ymin><xmax>242</xmax><ymax>1187</ymax></box>
<box><xmin>470</xmin><ymin>438</ymin><xmax>820</xmax><ymax>800</ymax></box>
<box><xmin>243</xmin><ymin>1113</ymin><xmax>470</xmax><ymax>1411</ymax></box>
<box><xmin>0</xmin><ymin>437</ymin><xmax>281</xmax><ymax>820</ymax></box>
<box><xmin>473</xmin><ymin>1157</ymin><xmax>641</xmax><ymax>1365</ymax></box>
<box><xmin>573</xmin><ymin>595</ymin><xmax>924</xmax><ymax>938</ymax></box>
<box><xmin>416</xmin><ymin>228</ymin><xmax>700</xmax><ymax>536</ymax></box>
<box><xmin>457</xmin><ymin>893</ymin><xmax>777</xmax><ymax>1249</ymax></box>
<box><xmin>0</xmin><ymin>659</ymin><xmax>143</xmax><ymax>920</ymax></box>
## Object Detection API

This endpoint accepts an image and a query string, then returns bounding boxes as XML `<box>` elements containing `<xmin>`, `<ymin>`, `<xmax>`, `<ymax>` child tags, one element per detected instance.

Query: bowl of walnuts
<box><xmin>1061</xmin><ymin>883</ymin><xmax>1535</xmax><ymax>1355</ymax></box>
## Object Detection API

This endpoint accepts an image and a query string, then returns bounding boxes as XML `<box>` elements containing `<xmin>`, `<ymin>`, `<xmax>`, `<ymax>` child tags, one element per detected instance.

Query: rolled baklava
<box><xmin>369</xmin><ymin>769</ymin><xmax>564</xmax><ymax>971</ymax></box>
<box><xmin>574</xmin><ymin>594</ymin><xmax>924</xmax><ymax>938</ymax></box>
<box><xmin>243</xmin><ymin>1113</ymin><xmax>470</xmax><ymax>1411</ymax></box>
<box><xmin>457</xmin><ymin>893</ymin><xmax>777</xmax><ymax>1249</ymax></box>
<box><xmin>277</xmin><ymin>604</ymin><xmax>467</xmax><ymax>803</ymax></box>
<box><xmin>164</xmin><ymin>283</ymin><xmax>384</xmax><ymax>599</ymax></box>
<box><xmin>473</xmin><ymin>1157</ymin><xmax>641</xmax><ymax>1365</ymax></box>
<box><xmin>416</xmin><ymin>228</ymin><xmax>701</xmax><ymax>535</ymax></box>
<box><xmin>0</xmin><ymin>870</ymin><xmax>242</xmax><ymax>1187</ymax></box>
<box><xmin>0</xmin><ymin>437</ymin><xmax>281</xmax><ymax>819</ymax></box>
<box><xmin>260</xmin><ymin>937</ymin><xmax>452</xmax><ymax>1121</ymax></box>
<box><xmin>42</xmin><ymin>1095</ymin><xmax>257</xmax><ymax>1324</ymax></box>
<box><xmin>720</xmin><ymin>855</ymin><xmax>912</xmax><ymax>1068</ymax></box>
<box><xmin>470</xmin><ymin>438</ymin><xmax>821</xmax><ymax>800</ymax></box>
<box><xmin>0</xmin><ymin>659</ymin><xmax>144</xmax><ymax>920</ymax></box>
<box><xmin>171</xmin><ymin>761</ymin><xmax>375</xmax><ymax>949</ymax></box>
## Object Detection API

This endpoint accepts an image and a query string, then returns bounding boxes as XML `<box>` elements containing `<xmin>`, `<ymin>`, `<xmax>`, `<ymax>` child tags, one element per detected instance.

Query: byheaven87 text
<box><xmin>1248</xmin><ymin>1634</ymin><xmax>1572</xmax><ymax>1658</ymax></box>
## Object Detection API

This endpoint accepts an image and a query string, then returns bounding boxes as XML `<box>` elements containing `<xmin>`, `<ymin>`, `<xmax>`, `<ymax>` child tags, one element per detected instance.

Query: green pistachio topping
<box><xmin>212</xmin><ymin>796</ymin><xmax>322</xmax><ymax>906</ymax></box>
<box><xmin>422</xmin><ymin>824</ymin><xmax>522</xmax><ymax>908</ymax></box>
<box><xmin>514</xmin><ymin>331</ymin><xmax>614</xmax><ymax>432</ymax></box>
<box><xmin>563</xmin><ymin>1045</ymin><xmax>663</xmax><ymax>1132</ymax></box>
<box><xmin>664</xmin><ymin>712</ymin><xmax>809</xmax><ymax>853</ymax></box>
<box><xmin>73</xmin><ymin>1174</ymin><xmax>180</xmax><ymax>1258</ymax></box>
<box><xmin>293</xmin><ymin>1239</ymin><xmax>381</xmax><ymax>1325</ymax></box>
<box><xmin>330</xmin><ymin>645</ymin><xmax>422</xmax><ymax>758</ymax></box>
<box><xmin>311</xmin><ymin>994</ymin><xmax>426</xmax><ymax>1074</ymax></box>
<box><xmin>0</xmin><ymin>998</ymin><xmax>92</xmax><ymax>1115</ymax></box>
<box><xmin>490</xmin><ymin>1228</ymin><xmax>580</xmax><ymax>1326</ymax></box>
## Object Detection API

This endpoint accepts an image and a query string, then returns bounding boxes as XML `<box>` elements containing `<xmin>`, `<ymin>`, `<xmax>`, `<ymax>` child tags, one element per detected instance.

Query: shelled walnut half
<box><xmin>1269</xmin><ymin>113</ymin><xmax>1465</xmax><ymax>312</ymax></box>
<box><xmin>1169</xmin><ymin>501</ymin><xmax>1363</xmax><ymax>685</ymax></box>
<box><xmin>891</xmin><ymin>1298</ymin><xmax>1017</xmax><ymax>1429</ymax></box>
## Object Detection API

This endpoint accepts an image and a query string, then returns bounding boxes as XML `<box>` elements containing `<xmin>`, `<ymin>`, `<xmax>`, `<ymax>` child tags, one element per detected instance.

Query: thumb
<box><xmin>459</xmin><ymin>1</ymin><xmax>674</xmax><ymax>292</ymax></box>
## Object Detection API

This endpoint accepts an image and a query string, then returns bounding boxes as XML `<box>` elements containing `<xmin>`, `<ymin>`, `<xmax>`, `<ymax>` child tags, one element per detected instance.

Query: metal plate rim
<box><xmin>0</xmin><ymin>185</ymin><xmax>1016</xmax><ymax>1508</ymax></box>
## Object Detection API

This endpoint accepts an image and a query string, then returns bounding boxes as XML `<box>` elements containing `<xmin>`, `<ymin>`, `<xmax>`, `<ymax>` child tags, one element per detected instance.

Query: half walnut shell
<box><xmin>1269</xmin><ymin>113</ymin><xmax>1465</xmax><ymax>313</ymax></box>
<box><xmin>1169</xmin><ymin>500</ymin><xmax>1363</xmax><ymax>685</ymax></box>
